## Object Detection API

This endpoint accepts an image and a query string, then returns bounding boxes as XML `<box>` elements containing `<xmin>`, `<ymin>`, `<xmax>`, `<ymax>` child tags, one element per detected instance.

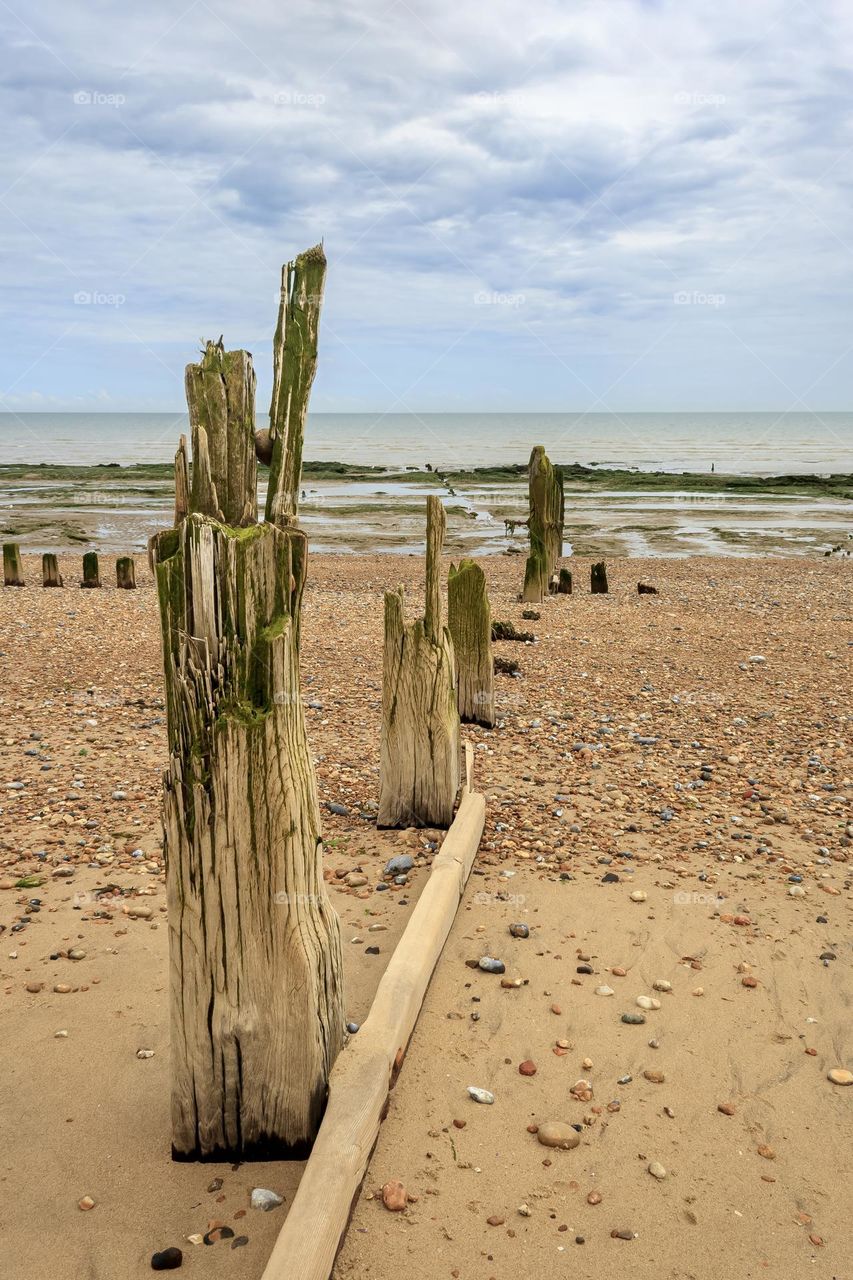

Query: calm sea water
<box><xmin>1</xmin><ymin>412</ymin><xmax>851</xmax><ymax>474</ymax></box>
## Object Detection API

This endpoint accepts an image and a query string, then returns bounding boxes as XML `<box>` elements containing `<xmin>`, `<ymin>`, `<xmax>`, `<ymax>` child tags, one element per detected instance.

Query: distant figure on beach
<box><xmin>711</xmin><ymin>462</ymin><xmax>715</xmax><ymax>473</ymax></box>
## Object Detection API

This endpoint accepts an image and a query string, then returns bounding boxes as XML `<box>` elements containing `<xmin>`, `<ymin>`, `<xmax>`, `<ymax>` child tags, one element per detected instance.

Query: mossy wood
<box><xmin>558</xmin><ymin>568</ymin><xmax>573</xmax><ymax>594</ymax></box>
<box><xmin>264</xmin><ymin>244</ymin><xmax>326</xmax><ymax>527</ymax></box>
<box><xmin>186</xmin><ymin>341</ymin><xmax>257</xmax><ymax>526</ymax></box>
<box><xmin>80</xmin><ymin>551</ymin><xmax>100</xmax><ymax>588</ymax></box>
<box><xmin>378</xmin><ymin>496</ymin><xmax>460</xmax><ymax>828</ymax></box>
<box><xmin>448</xmin><ymin>559</ymin><xmax>495</xmax><ymax>728</ymax></box>
<box><xmin>3</xmin><ymin>542</ymin><xmax>24</xmax><ymax>586</ymax></box>
<box><xmin>116</xmin><ymin>557</ymin><xmax>136</xmax><ymax>589</ymax></box>
<box><xmin>522</xmin><ymin>445</ymin><xmax>564</xmax><ymax>603</ymax></box>
<box><xmin>42</xmin><ymin>553</ymin><xmax>63</xmax><ymax>587</ymax></box>
<box><xmin>591</xmin><ymin>561</ymin><xmax>609</xmax><ymax>593</ymax></box>
<box><xmin>149</xmin><ymin>259</ymin><xmax>343</xmax><ymax>1161</ymax></box>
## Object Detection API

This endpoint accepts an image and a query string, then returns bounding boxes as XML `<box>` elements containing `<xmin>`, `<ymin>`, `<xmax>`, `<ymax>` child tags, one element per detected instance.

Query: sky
<box><xmin>1</xmin><ymin>0</ymin><xmax>852</xmax><ymax>414</ymax></box>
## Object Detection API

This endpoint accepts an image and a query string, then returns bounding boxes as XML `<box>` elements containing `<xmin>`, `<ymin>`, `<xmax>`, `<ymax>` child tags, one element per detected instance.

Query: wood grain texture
<box><xmin>3</xmin><ymin>542</ymin><xmax>24</xmax><ymax>586</ymax></box>
<box><xmin>448</xmin><ymin>558</ymin><xmax>495</xmax><ymax>727</ymax></box>
<box><xmin>42</xmin><ymin>553</ymin><xmax>63</xmax><ymax>588</ymax></box>
<box><xmin>260</xmin><ymin>745</ymin><xmax>485</xmax><ymax>1280</ymax></box>
<box><xmin>186</xmin><ymin>340</ymin><xmax>257</xmax><ymax>527</ymax></box>
<box><xmin>522</xmin><ymin>445</ymin><xmax>564</xmax><ymax>603</ymax></box>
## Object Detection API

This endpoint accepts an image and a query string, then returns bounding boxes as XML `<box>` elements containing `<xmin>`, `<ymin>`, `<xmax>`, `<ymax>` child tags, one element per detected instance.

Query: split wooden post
<box><xmin>80</xmin><ymin>551</ymin><xmax>101</xmax><ymax>588</ymax></box>
<box><xmin>261</xmin><ymin>746</ymin><xmax>485</xmax><ymax>1280</ymax></box>
<box><xmin>42</xmin><ymin>554</ymin><xmax>63</xmax><ymax>587</ymax></box>
<box><xmin>591</xmin><ymin>561</ymin><xmax>609</xmax><ymax>594</ymax></box>
<box><xmin>447</xmin><ymin>559</ymin><xmax>495</xmax><ymax>728</ymax></box>
<box><xmin>522</xmin><ymin>445</ymin><xmax>564</xmax><ymax>603</ymax></box>
<box><xmin>116</xmin><ymin>557</ymin><xmax>136</xmax><ymax>589</ymax></box>
<box><xmin>262</xmin><ymin>244</ymin><xmax>327</xmax><ymax>527</ymax></box>
<box><xmin>3</xmin><ymin>543</ymin><xmax>24</xmax><ymax>586</ymax></box>
<box><xmin>149</xmin><ymin>258</ymin><xmax>343</xmax><ymax>1161</ymax></box>
<box><xmin>174</xmin><ymin>435</ymin><xmax>190</xmax><ymax>524</ymax></box>
<box><xmin>558</xmin><ymin>568</ymin><xmax>572</xmax><ymax>594</ymax></box>
<box><xmin>378</xmin><ymin>496</ymin><xmax>460</xmax><ymax>828</ymax></box>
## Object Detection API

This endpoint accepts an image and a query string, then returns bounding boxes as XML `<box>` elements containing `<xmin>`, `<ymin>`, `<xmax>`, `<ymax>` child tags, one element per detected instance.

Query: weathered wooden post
<box><xmin>116</xmin><ymin>557</ymin><xmax>136</xmax><ymax>589</ymax></box>
<box><xmin>378</xmin><ymin>496</ymin><xmax>460</xmax><ymax>828</ymax></box>
<box><xmin>558</xmin><ymin>567</ymin><xmax>572</xmax><ymax>594</ymax></box>
<box><xmin>591</xmin><ymin>561</ymin><xmax>609</xmax><ymax>593</ymax></box>
<box><xmin>42</xmin><ymin>553</ymin><xmax>63</xmax><ymax>587</ymax></box>
<box><xmin>149</xmin><ymin>248</ymin><xmax>344</xmax><ymax>1160</ymax></box>
<box><xmin>3</xmin><ymin>543</ymin><xmax>24</xmax><ymax>586</ymax></box>
<box><xmin>80</xmin><ymin>552</ymin><xmax>101</xmax><ymax>588</ymax></box>
<box><xmin>522</xmin><ymin>445</ymin><xmax>564</xmax><ymax>603</ymax></box>
<box><xmin>448</xmin><ymin>559</ymin><xmax>495</xmax><ymax>728</ymax></box>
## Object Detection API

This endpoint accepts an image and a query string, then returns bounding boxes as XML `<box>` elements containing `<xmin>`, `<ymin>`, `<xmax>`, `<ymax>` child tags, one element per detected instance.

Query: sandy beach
<box><xmin>1</xmin><ymin>551</ymin><xmax>851</xmax><ymax>1280</ymax></box>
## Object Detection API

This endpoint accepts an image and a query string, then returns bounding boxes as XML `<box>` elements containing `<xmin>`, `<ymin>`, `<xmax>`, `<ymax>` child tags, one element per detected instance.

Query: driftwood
<box><xmin>116</xmin><ymin>557</ymin><xmax>136</xmax><ymax>589</ymax></box>
<box><xmin>3</xmin><ymin>543</ymin><xmax>24</xmax><ymax>586</ymax></box>
<box><xmin>260</xmin><ymin>746</ymin><xmax>485</xmax><ymax>1280</ymax></box>
<box><xmin>149</xmin><ymin>254</ymin><xmax>343</xmax><ymax>1160</ymax></box>
<box><xmin>591</xmin><ymin>561</ymin><xmax>609</xmax><ymax>593</ymax></box>
<box><xmin>378</xmin><ymin>496</ymin><xmax>460</xmax><ymax>828</ymax></box>
<box><xmin>80</xmin><ymin>552</ymin><xmax>100</xmax><ymax>588</ymax></box>
<box><xmin>447</xmin><ymin>559</ymin><xmax>494</xmax><ymax>728</ymax></box>
<box><xmin>42</xmin><ymin>554</ymin><xmax>62</xmax><ymax>587</ymax></box>
<box><xmin>492</xmin><ymin>620</ymin><xmax>534</xmax><ymax>643</ymax></box>
<box><xmin>522</xmin><ymin>445</ymin><xmax>564</xmax><ymax>602</ymax></box>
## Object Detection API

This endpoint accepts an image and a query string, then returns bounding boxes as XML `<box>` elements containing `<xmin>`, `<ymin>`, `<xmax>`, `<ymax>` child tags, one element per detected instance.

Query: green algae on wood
<box><xmin>3</xmin><ymin>542</ymin><xmax>24</xmax><ymax>586</ymax></box>
<box><xmin>448</xmin><ymin>558</ymin><xmax>495</xmax><ymax>728</ymax></box>
<box><xmin>522</xmin><ymin>445</ymin><xmax>564</xmax><ymax>603</ymax></box>
<box><xmin>80</xmin><ymin>551</ymin><xmax>100</xmax><ymax>588</ymax></box>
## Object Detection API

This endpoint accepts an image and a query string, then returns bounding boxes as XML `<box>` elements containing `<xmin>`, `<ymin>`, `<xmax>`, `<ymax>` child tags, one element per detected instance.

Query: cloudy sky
<box><xmin>1</xmin><ymin>0</ymin><xmax>852</xmax><ymax>413</ymax></box>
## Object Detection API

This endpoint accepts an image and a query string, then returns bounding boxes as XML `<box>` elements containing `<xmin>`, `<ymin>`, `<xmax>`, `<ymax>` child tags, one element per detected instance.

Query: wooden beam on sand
<box><xmin>260</xmin><ymin>744</ymin><xmax>486</xmax><ymax>1280</ymax></box>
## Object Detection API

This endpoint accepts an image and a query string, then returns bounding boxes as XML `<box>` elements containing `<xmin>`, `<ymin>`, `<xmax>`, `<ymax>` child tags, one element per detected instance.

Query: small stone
<box><xmin>207</xmin><ymin>1179</ymin><xmax>223</xmax><ymax>1193</ymax></box>
<box><xmin>231</xmin><ymin>1237</ymin><xmax>249</xmax><ymax>1249</ymax></box>
<box><xmin>346</xmin><ymin>1022</ymin><xmax>360</xmax><ymax>1034</ymax></box>
<box><xmin>53</xmin><ymin>984</ymin><xmax>72</xmax><ymax>994</ymax></box>
<box><xmin>25</xmin><ymin>982</ymin><xmax>44</xmax><ymax>994</ymax></box>
<box><xmin>203</xmin><ymin>1227</ymin><xmax>234</xmax><ymax>1244</ymax></box>
<box><xmin>757</xmin><ymin>1144</ymin><xmax>776</xmax><ymax>1160</ymax></box>
<box><xmin>467</xmin><ymin>1086</ymin><xmax>494</xmax><ymax>1104</ymax></box>
<box><xmin>648</xmin><ymin>1161</ymin><xmax>666</xmax><ymax>1180</ymax></box>
<box><xmin>742</xmin><ymin>975</ymin><xmax>759</xmax><ymax>988</ymax></box>
<box><xmin>509</xmin><ymin>923</ymin><xmax>529</xmax><ymax>938</ymax></box>
<box><xmin>611</xmin><ymin>1228</ymin><xmax>634</xmax><ymax>1240</ymax></box>
<box><xmin>381</xmin><ymin>1180</ymin><xmax>407</xmax><ymax>1211</ymax></box>
<box><xmin>501</xmin><ymin>976</ymin><xmax>523</xmax><ymax>988</ymax></box>
<box><xmin>479</xmin><ymin>957</ymin><xmax>505</xmax><ymax>974</ymax></box>
<box><xmin>621</xmin><ymin>1012</ymin><xmax>646</xmax><ymax>1025</ymax></box>
<box><xmin>718</xmin><ymin>1102</ymin><xmax>736</xmax><ymax>1115</ymax></box>
<box><xmin>611</xmin><ymin>966</ymin><xmax>627</xmax><ymax>977</ymax></box>
<box><xmin>536</xmin><ymin>1121</ymin><xmax>580</xmax><ymax>1150</ymax></box>
<box><xmin>629</xmin><ymin>890</ymin><xmax>647</xmax><ymax>902</ymax></box>
<box><xmin>652</xmin><ymin>980</ymin><xmax>672</xmax><ymax>992</ymax></box>
<box><xmin>151</xmin><ymin>1247</ymin><xmax>183</xmax><ymax>1271</ymax></box>
<box><xmin>827</xmin><ymin>1068</ymin><xmax>853</xmax><ymax>1086</ymax></box>
<box><xmin>517</xmin><ymin>1203</ymin><xmax>531</xmax><ymax>1216</ymax></box>
<box><xmin>643</xmin><ymin>1070</ymin><xmax>665</xmax><ymax>1084</ymax></box>
<box><xmin>636</xmin><ymin>996</ymin><xmax>661</xmax><ymax>1010</ymax></box>
<box><xmin>136</xmin><ymin>1048</ymin><xmax>155</xmax><ymax>1059</ymax></box>
<box><xmin>251</xmin><ymin>1188</ymin><xmax>284</xmax><ymax>1211</ymax></box>
<box><xmin>587</xmin><ymin>1191</ymin><xmax>602</xmax><ymax>1205</ymax></box>
<box><xmin>452</xmin><ymin>1118</ymin><xmax>466</xmax><ymax>1129</ymax></box>
<box><xmin>54</xmin><ymin>1029</ymin><xmax>68</xmax><ymax>1038</ymax></box>
<box><xmin>345</xmin><ymin>872</ymin><xmax>368</xmax><ymax>888</ymax></box>
<box><xmin>384</xmin><ymin>854</ymin><xmax>414</xmax><ymax>876</ymax></box>
<box><xmin>518</xmin><ymin>1060</ymin><xmax>537</xmax><ymax>1076</ymax></box>
<box><xmin>595</xmin><ymin>985</ymin><xmax>614</xmax><ymax>997</ymax></box>
<box><xmin>326</xmin><ymin>802</ymin><xmax>350</xmax><ymax>816</ymax></box>
<box><xmin>78</xmin><ymin>1196</ymin><xmax>96</xmax><ymax>1211</ymax></box>
<box><xmin>126</xmin><ymin>904</ymin><xmax>153</xmax><ymax>919</ymax></box>
<box><xmin>486</xmin><ymin>1215</ymin><xmax>505</xmax><ymax>1226</ymax></box>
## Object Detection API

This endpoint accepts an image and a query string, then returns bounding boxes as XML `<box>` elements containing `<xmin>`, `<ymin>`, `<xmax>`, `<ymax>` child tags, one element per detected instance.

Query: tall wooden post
<box><xmin>80</xmin><ymin>552</ymin><xmax>101</xmax><ymax>588</ymax></box>
<box><xmin>448</xmin><ymin>559</ymin><xmax>495</xmax><ymax>728</ymax></box>
<box><xmin>522</xmin><ymin>445</ymin><xmax>564</xmax><ymax>603</ymax></box>
<box><xmin>378</xmin><ymin>496</ymin><xmax>460</xmax><ymax>828</ymax></box>
<box><xmin>116</xmin><ymin>557</ymin><xmax>136</xmax><ymax>589</ymax></box>
<box><xmin>149</xmin><ymin>257</ymin><xmax>343</xmax><ymax>1161</ymax></box>
<box><xmin>42</xmin><ymin>553</ymin><xmax>63</xmax><ymax>587</ymax></box>
<box><xmin>591</xmin><ymin>561</ymin><xmax>609</xmax><ymax>593</ymax></box>
<box><xmin>3</xmin><ymin>543</ymin><xmax>24</xmax><ymax>586</ymax></box>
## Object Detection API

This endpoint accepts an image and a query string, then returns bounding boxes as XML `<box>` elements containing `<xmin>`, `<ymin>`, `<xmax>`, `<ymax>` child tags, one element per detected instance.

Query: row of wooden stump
<box><xmin>2</xmin><ymin>546</ymin><xmax>137</xmax><ymax>589</ymax></box>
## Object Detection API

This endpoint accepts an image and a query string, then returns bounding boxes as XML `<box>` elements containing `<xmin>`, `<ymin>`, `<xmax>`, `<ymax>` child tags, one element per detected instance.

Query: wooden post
<box><xmin>42</xmin><ymin>553</ymin><xmax>63</xmax><ymax>587</ymax></box>
<box><xmin>591</xmin><ymin>561</ymin><xmax>609</xmax><ymax>593</ymax></box>
<box><xmin>448</xmin><ymin>559</ymin><xmax>495</xmax><ymax>728</ymax></box>
<box><xmin>378</xmin><ymin>496</ymin><xmax>460</xmax><ymax>828</ymax></box>
<box><xmin>149</xmin><ymin>265</ymin><xmax>343</xmax><ymax>1161</ymax></box>
<box><xmin>3</xmin><ymin>543</ymin><xmax>24</xmax><ymax>586</ymax></box>
<box><xmin>174</xmin><ymin>435</ymin><xmax>190</xmax><ymax>524</ymax></box>
<box><xmin>558</xmin><ymin>568</ymin><xmax>573</xmax><ymax>594</ymax></box>
<box><xmin>116</xmin><ymin>557</ymin><xmax>136</xmax><ymax>589</ymax></box>
<box><xmin>264</xmin><ymin>244</ymin><xmax>326</xmax><ymax>528</ymax></box>
<box><xmin>80</xmin><ymin>552</ymin><xmax>101</xmax><ymax>588</ymax></box>
<box><xmin>522</xmin><ymin>445</ymin><xmax>564</xmax><ymax>603</ymax></box>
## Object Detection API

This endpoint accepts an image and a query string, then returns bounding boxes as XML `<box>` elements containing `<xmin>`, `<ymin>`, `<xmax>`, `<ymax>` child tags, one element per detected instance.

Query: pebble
<box><xmin>595</xmin><ymin>985</ymin><xmax>615</xmax><ymax>997</ymax></box>
<box><xmin>636</xmin><ymin>996</ymin><xmax>661</xmax><ymax>1010</ymax></box>
<box><xmin>25</xmin><ymin>982</ymin><xmax>43</xmax><ymax>994</ymax></box>
<box><xmin>629</xmin><ymin>890</ymin><xmax>647</xmax><ymax>902</ymax></box>
<box><xmin>518</xmin><ymin>1060</ymin><xmax>537</xmax><ymax>1076</ymax></box>
<box><xmin>468</xmin><ymin>1087</ymin><xmax>494</xmax><ymax>1104</ymax></box>
<box><xmin>611</xmin><ymin>1228</ymin><xmax>635</xmax><ymax>1240</ymax></box>
<box><xmin>250</xmin><ymin>1188</ymin><xmax>284</xmax><ymax>1211</ymax></box>
<box><xmin>381</xmin><ymin>1179</ymin><xmax>407</xmax><ymax>1211</ymax></box>
<box><xmin>151</xmin><ymin>1247</ymin><xmax>183</xmax><ymax>1271</ymax></box>
<box><xmin>136</xmin><ymin>1048</ymin><xmax>155</xmax><ymax>1059</ymax></box>
<box><xmin>536</xmin><ymin>1121</ymin><xmax>580</xmax><ymax>1150</ymax></box>
<box><xmin>648</xmin><ymin>1161</ymin><xmax>667</xmax><ymax>1180</ymax></box>
<box><xmin>478</xmin><ymin>957</ymin><xmax>505</xmax><ymax>974</ymax></box>
<box><xmin>384</xmin><ymin>854</ymin><xmax>414</xmax><ymax>875</ymax></box>
<box><xmin>827</xmin><ymin>1068</ymin><xmax>853</xmax><ymax>1086</ymax></box>
<box><xmin>643</xmin><ymin>1069</ymin><xmax>665</xmax><ymax>1084</ymax></box>
<box><xmin>345</xmin><ymin>872</ymin><xmax>368</xmax><ymax>888</ymax></box>
<box><xmin>54</xmin><ymin>1029</ymin><xmax>68</xmax><ymax>1038</ymax></box>
<box><xmin>757</xmin><ymin>1144</ymin><xmax>776</xmax><ymax>1160</ymax></box>
<box><xmin>78</xmin><ymin>1196</ymin><xmax>96</xmax><ymax>1211</ymax></box>
<box><xmin>501</xmin><ymin>976</ymin><xmax>523</xmax><ymax>988</ymax></box>
<box><xmin>652</xmin><ymin>980</ymin><xmax>672</xmax><ymax>992</ymax></box>
<box><xmin>509</xmin><ymin>923</ymin><xmax>529</xmax><ymax>938</ymax></box>
<box><xmin>53</xmin><ymin>983</ymin><xmax>72</xmax><ymax>994</ymax></box>
<box><xmin>718</xmin><ymin>1102</ymin><xmax>736</xmax><ymax>1115</ymax></box>
<box><xmin>486</xmin><ymin>1214</ymin><xmax>505</xmax><ymax>1226</ymax></box>
<box><xmin>621</xmin><ymin>1012</ymin><xmax>646</xmax><ymax>1025</ymax></box>
<box><xmin>587</xmin><ymin>1191</ymin><xmax>602</xmax><ymax>1205</ymax></box>
<box><xmin>68</xmin><ymin>948</ymin><xmax>86</xmax><ymax>961</ymax></box>
<box><xmin>611</xmin><ymin>966</ymin><xmax>627</xmax><ymax>977</ymax></box>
